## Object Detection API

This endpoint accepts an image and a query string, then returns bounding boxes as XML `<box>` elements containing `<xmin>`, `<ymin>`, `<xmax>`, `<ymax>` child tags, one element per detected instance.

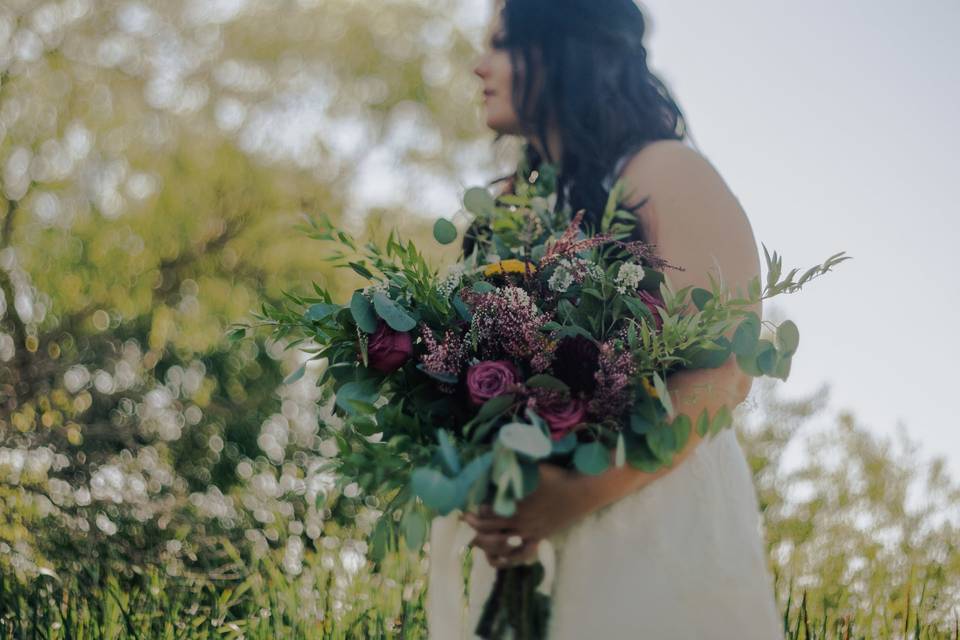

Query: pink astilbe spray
<box><xmin>539</xmin><ymin>210</ymin><xmax>613</xmax><ymax>269</ymax></box>
<box><xmin>613</xmin><ymin>239</ymin><xmax>677</xmax><ymax>273</ymax></box>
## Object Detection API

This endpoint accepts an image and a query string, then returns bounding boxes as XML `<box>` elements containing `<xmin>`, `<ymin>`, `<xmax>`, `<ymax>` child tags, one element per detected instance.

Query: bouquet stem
<box><xmin>475</xmin><ymin>562</ymin><xmax>550</xmax><ymax>639</ymax></box>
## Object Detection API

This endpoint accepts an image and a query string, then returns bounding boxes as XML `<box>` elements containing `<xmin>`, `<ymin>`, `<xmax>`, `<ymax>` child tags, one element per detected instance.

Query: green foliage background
<box><xmin>0</xmin><ymin>0</ymin><xmax>956</xmax><ymax>637</ymax></box>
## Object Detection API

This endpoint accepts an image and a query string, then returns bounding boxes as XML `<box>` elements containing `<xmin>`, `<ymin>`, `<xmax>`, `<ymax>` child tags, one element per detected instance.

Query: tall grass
<box><xmin>2</xmin><ymin>550</ymin><xmax>956</xmax><ymax>639</ymax></box>
<box><xmin>0</xmin><ymin>546</ymin><xmax>428</xmax><ymax>640</ymax></box>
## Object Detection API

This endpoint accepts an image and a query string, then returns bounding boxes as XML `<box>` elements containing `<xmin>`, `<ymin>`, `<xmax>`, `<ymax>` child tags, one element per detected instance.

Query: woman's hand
<box><xmin>463</xmin><ymin>463</ymin><xmax>590</xmax><ymax>568</ymax></box>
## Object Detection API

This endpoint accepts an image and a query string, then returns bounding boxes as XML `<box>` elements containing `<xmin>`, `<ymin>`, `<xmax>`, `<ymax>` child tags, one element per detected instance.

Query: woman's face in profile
<box><xmin>473</xmin><ymin>11</ymin><xmax>523</xmax><ymax>135</ymax></box>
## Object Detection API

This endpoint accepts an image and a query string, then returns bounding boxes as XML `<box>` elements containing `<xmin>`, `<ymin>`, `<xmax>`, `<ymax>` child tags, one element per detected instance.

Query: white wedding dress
<box><xmin>426</xmin><ymin>428</ymin><xmax>783</xmax><ymax>639</ymax></box>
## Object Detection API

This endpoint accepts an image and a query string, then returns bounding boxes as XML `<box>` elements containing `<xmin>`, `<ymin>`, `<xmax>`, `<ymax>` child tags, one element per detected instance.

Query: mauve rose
<box><xmin>638</xmin><ymin>290</ymin><xmax>665</xmax><ymax>330</ymax></box>
<box><xmin>366</xmin><ymin>321</ymin><xmax>413</xmax><ymax>373</ymax></box>
<box><xmin>539</xmin><ymin>396</ymin><xmax>587</xmax><ymax>440</ymax></box>
<box><xmin>466</xmin><ymin>360</ymin><xmax>518</xmax><ymax>405</ymax></box>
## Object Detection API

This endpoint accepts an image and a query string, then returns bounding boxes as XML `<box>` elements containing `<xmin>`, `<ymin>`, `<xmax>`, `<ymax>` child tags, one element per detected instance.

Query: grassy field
<box><xmin>1</xmin><ymin>549</ymin><xmax>956</xmax><ymax>640</ymax></box>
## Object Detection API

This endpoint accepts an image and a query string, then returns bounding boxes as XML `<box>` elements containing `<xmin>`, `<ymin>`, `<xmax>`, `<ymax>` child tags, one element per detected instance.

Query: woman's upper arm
<box><xmin>620</xmin><ymin>140</ymin><xmax>761</xmax><ymax>405</ymax></box>
<box><xmin>619</xmin><ymin>140</ymin><xmax>762</xmax><ymax>321</ymax></box>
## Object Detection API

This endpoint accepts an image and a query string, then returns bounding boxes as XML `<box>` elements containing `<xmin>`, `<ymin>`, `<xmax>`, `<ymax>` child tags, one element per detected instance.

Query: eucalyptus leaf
<box><xmin>453</xmin><ymin>294</ymin><xmax>473</xmax><ymax>322</ymax></box>
<box><xmin>305</xmin><ymin>303</ymin><xmax>340</xmax><ymax>322</ymax></box>
<box><xmin>335</xmin><ymin>380</ymin><xmax>379</xmax><ymax>416</ymax></box>
<box><xmin>372</xmin><ymin>293</ymin><xmax>417</xmax><ymax>332</ymax></box>
<box><xmin>472</xmin><ymin>281</ymin><xmax>495</xmax><ymax>294</ymax></box>
<box><xmin>647</xmin><ymin>423</ymin><xmax>677</xmax><ymax>464</ymax></box>
<box><xmin>411</xmin><ymin>468</ymin><xmax>459</xmax><ymax>514</ymax></box>
<box><xmin>755</xmin><ymin>339</ymin><xmax>778</xmax><ymax>376</ymax></box>
<box><xmin>520</xmin><ymin>462</ymin><xmax>540</xmax><ymax>498</ymax></box>
<box><xmin>525</xmin><ymin>374</ymin><xmax>570</xmax><ymax>393</ymax></box>
<box><xmin>476</xmin><ymin>394</ymin><xmax>516</xmax><ymax>422</ymax></box>
<box><xmin>773</xmin><ymin>353</ymin><xmax>793</xmax><ymax>381</ymax></box>
<box><xmin>630</xmin><ymin>411</ymin><xmax>655</xmax><ymax>435</ymax></box>
<box><xmin>432</xmin><ymin>218</ymin><xmax>458</xmax><ymax>245</ymax></box>
<box><xmin>732</xmin><ymin>313</ymin><xmax>761</xmax><ymax>356</ymax></box>
<box><xmin>552</xmin><ymin>433</ymin><xmax>578</xmax><ymax>455</ymax></box>
<box><xmin>499</xmin><ymin>422</ymin><xmax>553</xmax><ymax>459</ymax></box>
<box><xmin>350</xmin><ymin>292</ymin><xmax>379</xmax><ymax>334</ymax></box>
<box><xmin>625</xmin><ymin>434</ymin><xmax>662</xmax><ymax>473</ymax></box>
<box><xmin>776</xmin><ymin>320</ymin><xmax>800</xmax><ymax>356</ymax></box>
<box><xmin>736</xmin><ymin>349</ymin><xmax>764</xmax><ymax>377</ymax></box>
<box><xmin>573</xmin><ymin>442</ymin><xmax>610</xmax><ymax>476</ymax></box>
<box><xmin>437</xmin><ymin>430</ymin><xmax>461</xmax><ymax>474</ymax></box>
<box><xmin>464</xmin><ymin>186</ymin><xmax>496</xmax><ymax>216</ymax></box>
<box><xmin>456</xmin><ymin>453</ymin><xmax>493</xmax><ymax>506</ymax></box>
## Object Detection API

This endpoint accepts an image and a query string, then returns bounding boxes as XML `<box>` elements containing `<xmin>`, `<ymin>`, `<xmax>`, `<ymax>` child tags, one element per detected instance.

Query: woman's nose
<box><xmin>473</xmin><ymin>55</ymin><xmax>489</xmax><ymax>79</ymax></box>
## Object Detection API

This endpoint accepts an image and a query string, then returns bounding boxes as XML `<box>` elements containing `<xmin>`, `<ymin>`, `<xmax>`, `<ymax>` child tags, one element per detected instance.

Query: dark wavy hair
<box><xmin>487</xmin><ymin>0</ymin><xmax>691</xmax><ymax>240</ymax></box>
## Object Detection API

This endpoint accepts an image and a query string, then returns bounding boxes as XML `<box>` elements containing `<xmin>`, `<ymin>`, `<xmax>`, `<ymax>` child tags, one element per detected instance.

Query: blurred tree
<box><xmin>740</xmin><ymin>380</ymin><xmax>960</xmax><ymax>635</ymax></box>
<box><xmin>0</xmin><ymin>0</ymin><xmax>490</xmax><ymax>576</ymax></box>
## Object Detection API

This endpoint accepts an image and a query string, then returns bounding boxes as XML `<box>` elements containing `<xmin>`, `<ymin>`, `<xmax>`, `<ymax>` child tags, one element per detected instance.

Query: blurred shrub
<box><xmin>0</xmin><ymin>0</ymin><xmax>485</xmax><ymax>587</ymax></box>
<box><xmin>741</xmin><ymin>380</ymin><xmax>960</xmax><ymax>636</ymax></box>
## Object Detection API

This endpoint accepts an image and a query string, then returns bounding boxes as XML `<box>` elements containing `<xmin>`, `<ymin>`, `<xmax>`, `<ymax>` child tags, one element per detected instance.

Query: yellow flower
<box><xmin>641</xmin><ymin>376</ymin><xmax>659</xmax><ymax>398</ymax></box>
<box><xmin>483</xmin><ymin>259</ymin><xmax>537</xmax><ymax>277</ymax></box>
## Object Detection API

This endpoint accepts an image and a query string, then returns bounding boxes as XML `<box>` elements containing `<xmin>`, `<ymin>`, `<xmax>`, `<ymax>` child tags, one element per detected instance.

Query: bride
<box><xmin>426</xmin><ymin>1</ymin><xmax>783</xmax><ymax>639</ymax></box>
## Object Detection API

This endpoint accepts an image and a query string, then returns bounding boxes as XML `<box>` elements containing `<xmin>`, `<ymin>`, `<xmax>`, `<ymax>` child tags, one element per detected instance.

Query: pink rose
<box><xmin>638</xmin><ymin>290</ymin><xmax>665</xmax><ymax>330</ymax></box>
<box><xmin>538</xmin><ymin>396</ymin><xmax>587</xmax><ymax>440</ymax></box>
<box><xmin>466</xmin><ymin>360</ymin><xmax>518</xmax><ymax>405</ymax></box>
<box><xmin>366</xmin><ymin>321</ymin><xmax>413</xmax><ymax>373</ymax></box>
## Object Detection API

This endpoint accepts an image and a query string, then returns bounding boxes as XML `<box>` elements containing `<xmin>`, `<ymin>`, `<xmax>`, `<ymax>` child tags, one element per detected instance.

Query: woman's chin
<box><xmin>484</xmin><ymin>115</ymin><xmax>520</xmax><ymax>136</ymax></box>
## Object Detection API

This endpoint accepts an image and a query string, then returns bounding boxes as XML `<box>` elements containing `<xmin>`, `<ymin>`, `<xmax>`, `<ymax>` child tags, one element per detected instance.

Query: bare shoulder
<box><xmin>618</xmin><ymin>139</ymin><xmax>761</xmax><ymax>302</ymax></box>
<box><xmin>619</xmin><ymin>140</ymin><xmax>743</xmax><ymax>236</ymax></box>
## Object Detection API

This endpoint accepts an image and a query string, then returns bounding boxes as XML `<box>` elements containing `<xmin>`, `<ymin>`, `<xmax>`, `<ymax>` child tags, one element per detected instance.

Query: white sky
<box><xmin>457</xmin><ymin>0</ymin><xmax>960</xmax><ymax>476</ymax></box>
<box><xmin>639</xmin><ymin>0</ymin><xmax>960</xmax><ymax>476</ymax></box>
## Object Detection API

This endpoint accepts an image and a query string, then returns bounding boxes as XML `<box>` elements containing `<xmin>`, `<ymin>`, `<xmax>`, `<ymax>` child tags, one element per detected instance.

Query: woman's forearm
<box><xmin>571</xmin><ymin>356</ymin><xmax>753</xmax><ymax>517</ymax></box>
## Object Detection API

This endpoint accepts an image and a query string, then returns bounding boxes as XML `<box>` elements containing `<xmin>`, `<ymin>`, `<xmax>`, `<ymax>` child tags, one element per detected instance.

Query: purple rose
<box><xmin>366</xmin><ymin>321</ymin><xmax>413</xmax><ymax>373</ymax></box>
<box><xmin>638</xmin><ymin>290</ymin><xmax>665</xmax><ymax>330</ymax></box>
<box><xmin>538</xmin><ymin>396</ymin><xmax>587</xmax><ymax>440</ymax></box>
<box><xmin>466</xmin><ymin>360</ymin><xmax>519</xmax><ymax>405</ymax></box>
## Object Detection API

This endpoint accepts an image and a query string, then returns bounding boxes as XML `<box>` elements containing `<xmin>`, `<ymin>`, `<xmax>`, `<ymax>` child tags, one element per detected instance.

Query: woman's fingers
<box><xmin>483</xmin><ymin>539</ymin><xmax>540</xmax><ymax>569</ymax></box>
<box><xmin>469</xmin><ymin>532</ymin><xmax>518</xmax><ymax>557</ymax></box>
<box><xmin>463</xmin><ymin>511</ymin><xmax>517</xmax><ymax>533</ymax></box>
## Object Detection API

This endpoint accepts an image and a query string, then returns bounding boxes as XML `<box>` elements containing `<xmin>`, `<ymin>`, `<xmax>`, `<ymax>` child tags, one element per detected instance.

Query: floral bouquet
<box><xmin>243</xmin><ymin>159</ymin><xmax>848</xmax><ymax>639</ymax></box>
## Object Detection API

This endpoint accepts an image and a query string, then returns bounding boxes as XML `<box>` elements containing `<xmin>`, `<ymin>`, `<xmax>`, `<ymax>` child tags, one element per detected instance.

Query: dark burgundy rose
<box><xmin>551</xmin><ymin>335</ymin><xmax>600</xmax><ymax>393</ymax></box>
<box><xmin>538</xmin><ymin>396</ymin><xmax>587</xmax><ymax>440</ymax></box>
<box><xmin>638</xmin><ymin>290</ymin><xmax>665</xmax><ymax>330</ymax></box>
<box><xmin>366</xmin><ymin>321</ymin><xmax>413</xmax><ymax>373</ymax></box>
<box><xmin>466</xmin><ymin>360</ymin><xmax>519</xmax><ymax>405</ymax></box>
